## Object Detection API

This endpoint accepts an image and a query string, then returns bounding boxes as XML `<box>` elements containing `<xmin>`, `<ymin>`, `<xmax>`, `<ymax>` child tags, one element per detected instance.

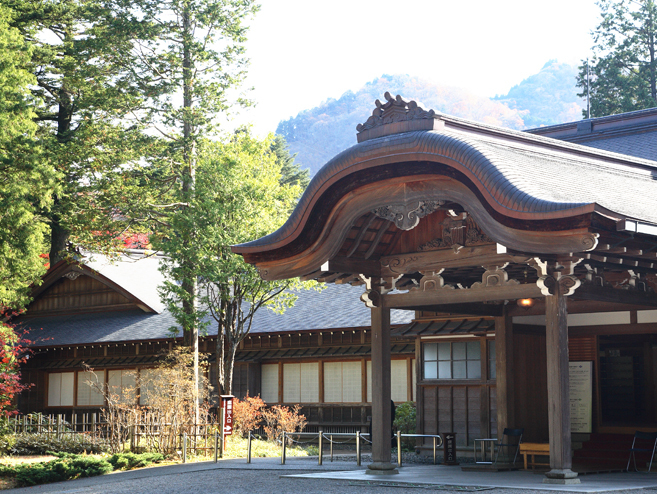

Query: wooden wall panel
<box><xmin>513</xmin><ymin>332</ymin><xmax>548</xmax><ymax>442</ymax></box>
<box><xmin>569</xmin><ymin>336</ymin><xmax>597</xmax><ymax>361</ymax></box>
<box><xmin>422</xmin><ymin>386</ymin><xmax>437</xmax><ymax>436</ymax></box>
<box><xmin>27</xmin><ymin>276</ymin><xmax>135</xmax><ymax>315</ymax></box>
<box><xmin>468</xmin><ymin>387</ymin><xmax>481</xmax><ymax>445</ymax></box>
<box><xmin>438</xmin><ymin>387</ymin><xmax>453</xmax><ymax>438</ymax></box>
<box><xmin>489</xmin><ymin>386</ymin><xmax>498</xmax><ymax>439</ymax></box>
<box><xmin>452</xmin><ymin>387</ymin><xmax>467</xmax><ymax>446</ymax></box>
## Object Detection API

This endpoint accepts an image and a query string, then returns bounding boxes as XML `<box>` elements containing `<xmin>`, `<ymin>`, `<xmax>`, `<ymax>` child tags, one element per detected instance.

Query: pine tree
<box><xmin>577</xmin><ymin>0</ymin><xmax>657</xmax><ymax>117</ymax></box>
<box><xmin>0</xmin><ymin>3</ymin><xmax>57</xmax><ymax>309</ymax></box>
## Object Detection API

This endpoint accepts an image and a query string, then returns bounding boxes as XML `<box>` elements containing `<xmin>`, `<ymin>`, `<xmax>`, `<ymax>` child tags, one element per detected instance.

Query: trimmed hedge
<box><xmin>7</xmin><ymin>433</ymin><xmax>109</xmax><ymax>455</ymax></box>
<box><xmin>0</xmin><ymin>451</ymin><xmax>164</xmax><ymax>487</ymax></box>
<box><xmin>108</xmin><ymin>452</ymin><xmax>164</xmax><ymax>470</ymax></box>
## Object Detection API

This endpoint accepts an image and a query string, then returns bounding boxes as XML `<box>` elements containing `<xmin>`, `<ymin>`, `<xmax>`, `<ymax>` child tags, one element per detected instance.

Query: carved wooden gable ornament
<box><xmin>420</xmin><ymin>213</ymin><xmax>493</xmax><ymax>252</ymax></box>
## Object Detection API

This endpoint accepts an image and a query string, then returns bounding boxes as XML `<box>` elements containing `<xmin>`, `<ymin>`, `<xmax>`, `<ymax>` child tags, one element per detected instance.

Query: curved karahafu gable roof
<box><xmin>232</xmin><ymin>94</ymin><xmax>657</xmax><ymax>279</ymax></box>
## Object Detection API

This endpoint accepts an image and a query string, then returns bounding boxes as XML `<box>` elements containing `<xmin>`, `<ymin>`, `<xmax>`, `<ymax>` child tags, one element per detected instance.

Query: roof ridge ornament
<box><xmin>356</xmin><ymin>92</ymin><xmax>444</xmax><ymax>143</ymax></box>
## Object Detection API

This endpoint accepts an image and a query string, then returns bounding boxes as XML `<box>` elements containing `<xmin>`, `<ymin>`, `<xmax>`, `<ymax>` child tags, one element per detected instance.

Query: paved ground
<box><xmin>5</xmin><ymin>457</ymin><xmax>657</xmax><ymax>494</ymax></box>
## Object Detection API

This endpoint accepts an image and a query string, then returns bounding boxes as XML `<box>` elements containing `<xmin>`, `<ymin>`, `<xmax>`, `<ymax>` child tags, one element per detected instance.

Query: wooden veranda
<box><xmin>232</xmin><ymin>93</ymin><xmax>657</xmax><ymax>483</ymax></box>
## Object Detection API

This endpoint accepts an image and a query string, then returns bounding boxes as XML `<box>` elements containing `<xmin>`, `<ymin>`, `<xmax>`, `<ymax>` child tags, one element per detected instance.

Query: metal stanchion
<box><xmin>356</xmin><ymin>431</ymin><xmax>361</xmax><ymax>466</ymax></box>
<box><xmin>318</xmin><ymin>430</ymin><xmax>323</xmax><ymax>466</ymax></box>
<box><xmin>247</xmin><ymin>431</ymin><xmax>252</xmax><ymax>464</ymax></box>
<box><xmin>397</xmin><ymin>431</ymin><xmax>402</xmax><ymax>467</ymax></box>
<box><xmin>214</xmin><ymin>432</ymin><xmax>219</xmax><ymax>463</ymax></box>
<box><xmin>330</xmin><ymin>434</ymin><xmax>333</xmax><ymax>462</ymax></box>
<box><xmin>220</xmin><ymin>408</ymin><xmax>225</xmax><ymax>459</ymax></box>
<box><xmin>281</xmin><ymin>432</ymin><xmax>286</xmax><ymax>465</ymax></box>
<box><xmin>433</xmin><ymin>436</ymin><xmax>437</xmax><ymax>465</ymax></box>
<box><xmin>182</xmin><ymin>433</ymin><xmax>187</xmax><ymax>463</ymax></box>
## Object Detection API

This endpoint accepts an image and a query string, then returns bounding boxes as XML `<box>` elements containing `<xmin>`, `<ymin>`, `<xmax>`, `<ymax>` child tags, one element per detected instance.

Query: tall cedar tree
<box><xmin>190</xmin><ymin>133</ymin><xmax>315</xmax><ymax>396</ymax></box>
<box><xmin>578</xmin><ymin>0</ymin><xmax>657</xmax><ymax>117</ymax></box>
<box><xmin>3</xmin><ymin>0</ymin><xmax>161</xmax><ymax>265</ymax></box>
<box><xmin>104</xmin><ymin>0</ymin><xmax>258</xmax><ymax>417</ymax></box>
<box><xmin>0</xmin><ymin>3</ymin><xmax>57</xmax><ymax>310</ymax></box>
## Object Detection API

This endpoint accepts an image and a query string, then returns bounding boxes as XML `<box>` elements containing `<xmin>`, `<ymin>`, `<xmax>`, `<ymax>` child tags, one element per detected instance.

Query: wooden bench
<box><xmin>519</xmin><ymin>443</ymin><xmax>550</xmax><ymax>470</ymax></box>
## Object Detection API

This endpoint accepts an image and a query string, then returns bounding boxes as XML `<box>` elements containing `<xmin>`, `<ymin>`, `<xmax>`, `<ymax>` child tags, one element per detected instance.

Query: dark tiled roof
<box><xmin>391</xmin><ymin>318</ymin><xmax>495</xmax><ymax>337</ymax></box>
<box><xmin>526</xmin><ymin>107</ymin><xmax>657</xmax><ymax>162</ymax></box>
<box><xmin>21</xmin><ymin>283</ymin><xmax>414</xmax><ymax>347</ymax></box>
<box><xmin>234</xmin><ymin>114</ymin><xmax>657</xmax><ymax>257</ymax></box>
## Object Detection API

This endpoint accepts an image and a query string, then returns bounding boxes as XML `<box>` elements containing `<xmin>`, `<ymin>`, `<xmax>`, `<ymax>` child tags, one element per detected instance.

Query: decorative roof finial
<box><xmin>356</xmin><ymin>93</ymin><xmax>442</xmax><ymax>142</ymax></box>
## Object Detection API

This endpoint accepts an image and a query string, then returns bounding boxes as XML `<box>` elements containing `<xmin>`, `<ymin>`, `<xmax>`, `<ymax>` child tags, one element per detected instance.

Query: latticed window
<box><xmin>423</xmin><ymin>341</ymin><xmax>481</xmax><ymax>380</ymax></box>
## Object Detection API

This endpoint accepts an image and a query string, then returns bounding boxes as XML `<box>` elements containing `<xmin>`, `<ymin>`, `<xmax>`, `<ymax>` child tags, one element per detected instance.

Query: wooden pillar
<box><xmin>495</xmin><ymin>313</ymin><xmax>514</xmax><ymax>437</ymax></box>
<box><xmin>367</xmin><ymin>303</ymin><xmax>398</xmax><ymax>475</ymax></box>
<box><xmin>543</xmin><ymin>281</ymin><xmax>580</xmax><ymax>484</ymax></box>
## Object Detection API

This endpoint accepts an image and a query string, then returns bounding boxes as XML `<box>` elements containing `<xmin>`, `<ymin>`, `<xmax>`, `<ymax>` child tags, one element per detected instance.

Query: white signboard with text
<box><xmin>569</xmin><ymin>361</ymin><xmax>593</xmax><ymax>434</ymax></box>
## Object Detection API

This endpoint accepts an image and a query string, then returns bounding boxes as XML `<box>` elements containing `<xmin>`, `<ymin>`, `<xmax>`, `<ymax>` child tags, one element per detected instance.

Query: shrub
<box><xmin>8</xmin><ymin>432</ymin><xmax>109</xmax><ymax>455</ymax></box>
<box><xmin>232</xmin><ymin>395</ymin><xmax>265</xmax><ymax>436</ymax></box>
<box><xmin>1</xmin><ymin>453</ymin><xmax>113</xmax><ymax>487</ymax></box>
<box><xmin>262</xmin><ymin>405</ymin><xmax>306</xmax><ymax>444</ymax></box>
<box><xmin>393</xmin><ymin>401</ymin><xmax>417</xmax><ymax>452</ymax></box>
<box><xmin>108</xmin><ymin>452</ymin><xmax>164</xmax><ymax>470</ymax></box>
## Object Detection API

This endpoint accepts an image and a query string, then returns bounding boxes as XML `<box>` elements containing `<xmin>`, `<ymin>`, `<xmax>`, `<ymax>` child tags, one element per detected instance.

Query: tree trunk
<box><xmin>180</xmin><ymin>0</ymin><xmax>199</xmax><ymax>427</ymax></box>
<box><xmin>49</xmin><ymin>199</ymin><xmax>68</xmax><ymax>265</ymax></box>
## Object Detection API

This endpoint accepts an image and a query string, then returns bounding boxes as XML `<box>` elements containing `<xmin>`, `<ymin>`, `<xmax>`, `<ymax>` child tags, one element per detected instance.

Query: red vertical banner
<box><xmin>222</xmin><ymin>396</ymin><xmax>234</xmax><ymax>436</ymax></box>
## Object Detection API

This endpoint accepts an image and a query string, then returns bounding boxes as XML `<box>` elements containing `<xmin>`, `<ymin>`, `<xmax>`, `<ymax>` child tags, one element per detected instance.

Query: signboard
<box><xmin>569</xmin><ymin>361</ymin><xmax>593</xmax><ymax>434</ymax></box>
<box><xmin>442</xmin><ymin>432</ymin><xmax>458</xmax><ymax>465</ymax></box>
<box><xmin>221</xmin><ymin>395</ymin><xmax>234</xmax><ymax>436</ymax></box>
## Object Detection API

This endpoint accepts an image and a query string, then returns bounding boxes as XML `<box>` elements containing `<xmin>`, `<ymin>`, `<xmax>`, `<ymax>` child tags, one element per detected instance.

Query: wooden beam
<box><xmin>347</xmin><ymin>215</ymin><xmax>376</xmax><ymax>257</ymax></box>
<box><xmin>495</xmin><ymin>313</ymin><xmax>514</xmax><ymax>438</ymax></box>
<box><xmin>380</xmin><ymin>245</ymin><xmax>531</xmax><ymax>277</ymax></box>
<box><xmin>364</xmin><ymin>222</ymin><xmax>389</xmax><ymax>259</ymax></box>
<box><xmin>573</xmin><ymin>283</ymin><xmax>657</xmax><ymax>307</ymax></box>
<box><xmin>544</xmin><ymin>281</ymin><xmax>579</xmax><ymax>484</ymax></box>
<box><xmin>328</xmin><ymin>257</ymin><xmax>381</xmax><ymax>277</ymax></box>
<box><xmin>382</xmin><ymin>284</ymin><xmax>543</xmax><ymax>309</ymax></box>
<box><xmin>367</xmin><ymin>299</ymin><xmax>397</xmax><ymax>475</ymax></box>
<box><xmin>398</xmin><ymin>302</ymin><xmax>504</xmax><ymax>317</ymax></box>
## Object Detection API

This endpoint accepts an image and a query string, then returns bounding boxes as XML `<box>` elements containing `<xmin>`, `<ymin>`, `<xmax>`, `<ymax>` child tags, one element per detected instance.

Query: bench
<box><xmin>519</xmin><ymin>443</ymin><xmax>550</xmax><ymax>470</ymax></box>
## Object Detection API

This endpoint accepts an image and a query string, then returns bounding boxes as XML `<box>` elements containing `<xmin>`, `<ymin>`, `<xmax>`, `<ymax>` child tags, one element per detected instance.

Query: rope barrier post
<box><xmin>433</xmin><ymin>436</ymin><xmax>437</xmax><ymax>465</ymax></box>
<box><xmin>397</xmin><ymin>431</ymin><xmax>402</xmax><ymax>467</ymax></box>
<box><xmin>214</xmin><ymin>432</ymin><xmax>218</xmax><ymax>463</ymax></box>
<box><xmin>182</xmin><ymin>433</ymin><xmax>187</xmax><ymax>464</ymax></box>
<box><xmin>356</xmin><ymin>431</ymin><xmax>361</xmax><ymax>466</ymax></box>
<box><xmin>247</xmin><ymin>431</ymin><xmax>252</xmax><ymax>464</ymax></box>
<box><xmin>318</xmin><ymin>430</ymin><xmax>323</xmax><ymax>466</ymax></box>
<box><xmin>281</xmin><ymin>432</ymin><xmax>286</xmax><ymax>465</ymax></box>
<box><xmin>220</xmin><ymin>407</ymin><xmax>225</xmax><ymax>459</ymax></box>
<box><xmin>330</xmin><ymin>434</ymin><xmax>333</xmax><ymax>462</ymax></box>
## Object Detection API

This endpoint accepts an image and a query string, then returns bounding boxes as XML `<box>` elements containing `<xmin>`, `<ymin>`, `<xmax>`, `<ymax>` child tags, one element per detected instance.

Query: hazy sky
<box><xmin>235</xmin><ymin>0</ymin><xmax>601</xmax><ymax>135</ymax></box>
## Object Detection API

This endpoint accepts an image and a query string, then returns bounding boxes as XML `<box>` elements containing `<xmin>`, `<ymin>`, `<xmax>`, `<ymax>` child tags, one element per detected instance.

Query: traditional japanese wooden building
<box><xmin>231</xmin><ymin>96</ymin><xmax>657</xmax><ymax>482</ymax></box>
<box><xmin>16</xmin><ymin>254</ymin><xmax>420</xmax><ymax>432</ymax></box>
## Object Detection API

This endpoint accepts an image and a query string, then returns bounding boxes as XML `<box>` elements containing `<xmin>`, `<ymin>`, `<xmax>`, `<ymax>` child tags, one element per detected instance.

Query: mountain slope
<box><xmin>277</xmin><ymin>65</ymin><xmax>585</xmax><ymax>176</ymax></box>
<box><xmin>493</xmin><ymin>59</ymin><xmax>585</xmax><ymax>128</ymax></box>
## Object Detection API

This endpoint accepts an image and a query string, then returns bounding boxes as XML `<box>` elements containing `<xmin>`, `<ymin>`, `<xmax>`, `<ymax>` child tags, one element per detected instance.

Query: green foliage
<box><xmin>0</xmin><ymin>3</ymin><xmax>56</xmax><ymax>308</ymax></box>
<box><xmin>494</xmin><ymin>60</ymin><xmax>585</xmax><ymax>128</ymax></box>
<box><xmin>577</xmin><ymin>0</ymin><xmax>657</xmax><ymax>117</ymax></box>
<box><xmin>158</xmin><ymin>132</ymin><xmax>319</xmax><ymax>394</ymax></box>
<box><xmin>393</xmin><ymin>401</ymin><xmax>417</xmax><ymax>452</ymax></box>
<box><xmin>0</xmin><ymin>452</ymin><xmax>113</xmax><ymax>487</ymax></box>
<box><xmin>7</xmin><ymin>433</ymin><xmax>109</xmax><ymax>455</ymax></box>
<box><xmin>2</xmin><ymin>0</ymin><xmax>162</xmax><ymax>264</ymax></box>
<box><xmin>271</xmin><ymin>134</ymin><xmax>310</xmax><ymax>190</ymax></box>
<box><xmin>108</xmin><ymin>452</ymin><xmax>164</xmax><ymax>470</ymax></box>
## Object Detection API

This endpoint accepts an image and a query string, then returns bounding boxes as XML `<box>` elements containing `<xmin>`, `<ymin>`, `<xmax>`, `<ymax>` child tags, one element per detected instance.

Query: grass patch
<box><xmin>222</xmin><ymin>435</ymin><xmax>318</xmax><ymax>458</ymax></box>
